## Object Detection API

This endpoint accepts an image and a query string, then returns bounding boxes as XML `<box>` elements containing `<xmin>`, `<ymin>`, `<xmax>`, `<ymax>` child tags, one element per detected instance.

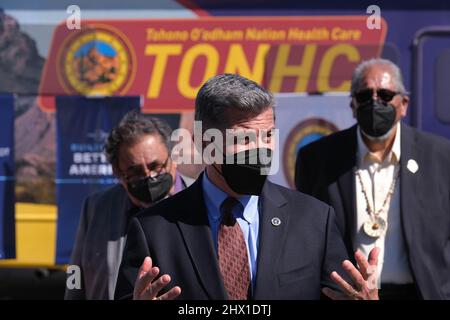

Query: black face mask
<box><xmin>356</xmin><ymin>100</ymin><xmax>396</xmax><ymax>138</ymax></box>
<box><xmin>215</xmin><ymin>148</ymin><xmax>272</xmax><ymax>195</ymax></box>
<box><xmin>127</xmin><ymin>173</ymin><xmax>173</xmax><ymax>204</ymax></box>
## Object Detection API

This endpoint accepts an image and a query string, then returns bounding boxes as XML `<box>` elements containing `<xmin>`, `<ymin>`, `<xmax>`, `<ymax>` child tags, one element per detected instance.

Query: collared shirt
<box><xmin>173</xmin><ymin>171</ymin><xmax>185</xmax><ymax>193</ymax></box>
<box><xmin>354</xmin><ymin>123</ymin><xmax>414</xmax><ymax>285</ymax></box>
<box><xmin>202</xmin><ymin>171</ymin><xmax>260</xmax><ymax>289</ymax></box>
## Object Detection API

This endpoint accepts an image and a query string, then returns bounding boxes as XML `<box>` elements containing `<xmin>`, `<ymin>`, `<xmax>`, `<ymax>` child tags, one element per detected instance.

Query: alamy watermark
<box><xmin>366</xmin><ymin>5</ymin><xmax>382</xmax><ymax>30</ymax></box>
<box><xmin>66</xmin><ymin>5</ymin><xmax>81</xmax><ymax>30</ymax></box>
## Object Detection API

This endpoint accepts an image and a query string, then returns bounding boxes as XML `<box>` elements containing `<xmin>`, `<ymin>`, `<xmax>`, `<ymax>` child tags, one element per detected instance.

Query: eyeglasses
<box><xmin>354</xmin><ymin>88</ymin><xmax>401</xmax><ymax>104</ymax></box>
<box><xmin>122</xmin><ymin>156</ymin><xmax>170</xmax><ymax>183</ymax></box>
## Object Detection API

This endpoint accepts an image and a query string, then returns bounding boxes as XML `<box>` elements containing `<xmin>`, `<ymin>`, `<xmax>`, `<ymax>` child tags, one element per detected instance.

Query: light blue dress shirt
<box><xmin>202</xmin><ymin>171</ymin><xmax>260</xmax><ymax>289</ymax></box>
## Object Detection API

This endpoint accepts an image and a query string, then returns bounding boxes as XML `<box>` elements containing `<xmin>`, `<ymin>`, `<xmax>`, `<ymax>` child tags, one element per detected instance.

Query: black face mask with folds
<box><xmin>356</xmin><ymin>100</ymin><xmax>396</xmax><ymax>138</ymax></box>
<box><xmin>215</xmin><ymin>147</ymin><xmax>272</xmax><ymax>195</ymax></box>
<box><xmin>127</xmin><ymin>173</ymin><xmax>173</xmax><ymax>204</ymax></box>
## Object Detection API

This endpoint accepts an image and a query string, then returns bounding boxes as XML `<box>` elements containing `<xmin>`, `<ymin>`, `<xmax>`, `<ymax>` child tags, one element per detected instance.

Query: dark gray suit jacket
<box><xmin>295</xmin><ymin>123</ymin><xmax>450</xmax><ymax>299</ymax></box>
<box><xmin>115</xmin><ymin>175</ymin><xmax>350</xmax><ymax>300</ymax></box>
<box><xmin>65</xmin><ymin>184</ymin><xmax>133</xmax><ymax>300</ymax></box>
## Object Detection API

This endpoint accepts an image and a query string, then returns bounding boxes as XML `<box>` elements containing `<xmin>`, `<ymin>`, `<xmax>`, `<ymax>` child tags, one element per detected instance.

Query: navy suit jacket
<box><xmin>295</xmin><ymin>124</ymin><xmax>450</xmax><ymax>299</ymax></box>
<box><xmin>115</xmin><ymin>174</ymin><xmax>350</xmax><ymax>300</ymax></box>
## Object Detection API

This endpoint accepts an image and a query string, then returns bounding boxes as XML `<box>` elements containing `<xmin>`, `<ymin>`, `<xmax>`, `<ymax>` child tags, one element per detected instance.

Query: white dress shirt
<box><xmin>354</xmin><ymin>123</ymin><xmax>413</xmax><ymax>286</ymax></box>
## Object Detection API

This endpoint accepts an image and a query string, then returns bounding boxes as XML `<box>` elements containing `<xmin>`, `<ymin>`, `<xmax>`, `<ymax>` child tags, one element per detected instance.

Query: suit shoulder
<box><xmin>269</xmin><ymin>183</ymin><xmax>335</xmax><ymax>233</ymax></box>
<box><xmin>84</xmin><ymin>184</ymin><xmax>125</xmax><ymax>204</ymax></box>
<box><xmin>270</xmin><ymin>182</ymin><xmax>331</xmax><ymax>212</ymax></box>
<box><xmin>81</xmin><ymin>184</ymin><xmax>127</xmax><ymax>223</ymax></box>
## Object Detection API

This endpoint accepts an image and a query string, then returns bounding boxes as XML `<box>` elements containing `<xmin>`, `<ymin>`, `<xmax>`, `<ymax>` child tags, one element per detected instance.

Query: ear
<box><xmin>113</xmin><ymin>164</ymin><xmax>126</xmax><ymax>185</ymax></box>
<box><xmin>170</xmin><ymin>156</ymin><xmax>177</xmax><ymax>173</ymax></box>
<box><xmin>350</xmin><ymin>98</ymin><xmax>357</xmax><ymax>119</ymax></box>
<box><xmin>112</xmin><ymin>164</ymin><xmax>121</xmax><ymax>178</ymax></box>
<box><xmin>400</xmin><ymin>95</ymin><xmax>409</xmax><ymax>117</ymax></box>
<box><xmin>192</xmin><ymin>129</ymin><xmax>205</xmax><ymax>154</ymax></box>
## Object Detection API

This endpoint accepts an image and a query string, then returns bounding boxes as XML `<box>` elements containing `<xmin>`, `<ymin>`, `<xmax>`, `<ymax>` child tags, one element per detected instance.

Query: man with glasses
<box><xmin>65</xmin><ymin>111</ymin><xmax>186</xmax><ymax>300</ymax></box>
<box><xmin>295</xmin><ymin>58</ymin><xmax>450</xmax><ymax>299</ymax></box>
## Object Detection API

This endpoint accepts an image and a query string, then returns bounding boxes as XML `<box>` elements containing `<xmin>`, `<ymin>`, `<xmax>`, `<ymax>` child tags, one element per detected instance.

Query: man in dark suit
<box><xmin>115</xmin><ymin>74</ymin><xmax>379</xmax><ymax>300</ymax></box>
<box><xmin>65</xmin><ymin>112</ymin><xmax>186</xmax><ymax>300</ymax></box>
<box><xmin>296</xmin><ymin>59</ymin><xmax>450</xmax><ymax>299</ymax></box>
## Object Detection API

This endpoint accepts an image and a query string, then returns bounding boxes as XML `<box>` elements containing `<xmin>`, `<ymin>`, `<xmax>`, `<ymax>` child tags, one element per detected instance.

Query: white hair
<box><xmin>350</xmin><ymin>58</ymin><xmax>408</xmax><ymax>97</ymax></box>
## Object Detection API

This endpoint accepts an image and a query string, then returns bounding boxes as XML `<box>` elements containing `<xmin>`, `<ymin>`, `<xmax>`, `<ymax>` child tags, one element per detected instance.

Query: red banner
<box><xmin>39</xmin><ymin>16</ymin><xmax>387</xmax><ymax>113</ymax></box>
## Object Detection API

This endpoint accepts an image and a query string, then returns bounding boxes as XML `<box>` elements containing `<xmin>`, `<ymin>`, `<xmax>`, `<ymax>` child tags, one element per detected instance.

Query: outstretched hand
<box><xmin>133</xmin><ymin>256</ymin><xmax>182</xmax><ymax>300</ymax></box>
<box><xmin>322</xmin><ymin>247</ymin><xmax>380</xmax><ymax>300</ymax></box>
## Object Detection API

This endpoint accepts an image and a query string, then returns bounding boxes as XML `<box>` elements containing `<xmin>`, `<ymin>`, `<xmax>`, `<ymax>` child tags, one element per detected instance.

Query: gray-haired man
<box><xmin>296</xmin><ymin>59</ymin><xmax>450</xmax><ymax>299</ymax></box>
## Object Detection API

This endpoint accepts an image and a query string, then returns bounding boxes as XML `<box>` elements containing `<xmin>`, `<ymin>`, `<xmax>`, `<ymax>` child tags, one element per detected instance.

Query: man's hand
<box><xmin>133</xmin><ymin>256</ymin><xmax>182</xmax><ymax>300</ymax></box>
<box><xmin>322</xmin><ymin>247</ymin><xmax>380</xmax><ymax>300</ymax></box>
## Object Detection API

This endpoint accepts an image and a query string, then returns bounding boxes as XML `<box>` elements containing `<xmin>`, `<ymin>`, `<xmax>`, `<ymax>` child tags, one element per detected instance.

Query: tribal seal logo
<box><xmin>57</xmin><ymin>24</ymin><xmax>136</xmax><ymax>96</ymax></box>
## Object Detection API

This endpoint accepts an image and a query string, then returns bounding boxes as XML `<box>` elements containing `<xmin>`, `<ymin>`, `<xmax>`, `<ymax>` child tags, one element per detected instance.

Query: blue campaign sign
<box><xmin>0</xmin><ymin>94</ymin><xmax>16</xmax><ymax>259</ymax></box>
<box><xmin>55</xmin><ymin>96</ymin><xmax>139</xmax><ymax>264</ymax></box>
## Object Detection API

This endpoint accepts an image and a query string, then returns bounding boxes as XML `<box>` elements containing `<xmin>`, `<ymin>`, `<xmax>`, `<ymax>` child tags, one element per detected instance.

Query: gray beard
<box><xmin>360</xmin><ymin>124</ymin><xmax>396</xmax><ymax>142</ymax></box>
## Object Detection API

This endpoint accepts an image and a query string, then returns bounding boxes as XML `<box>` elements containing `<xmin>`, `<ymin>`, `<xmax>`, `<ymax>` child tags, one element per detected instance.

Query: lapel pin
<box><xmin>407</xmin><ymin>159</ymin><xmax>419</xmax><ymax>173</ymax></box>
<box><xmin>271</xmin><ymin>217</ymin><xmax>281</xmax><ymax>226</ymax></box>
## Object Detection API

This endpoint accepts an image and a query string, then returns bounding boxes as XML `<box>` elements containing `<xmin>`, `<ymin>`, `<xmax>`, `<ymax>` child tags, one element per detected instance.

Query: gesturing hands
<box><xmin>323</xmin><ymin>247</ymin><xmax>380</xmax><ymax>300</ymax></box>
<box><xmin>133</xmin><ymin>249</ymin><xmax>379</xmax><ymax>300</ymax></box>
<box><xmin>133</xmin><ymin>256</ymin><xmax>182</xmax><ymax>300</ymax></box>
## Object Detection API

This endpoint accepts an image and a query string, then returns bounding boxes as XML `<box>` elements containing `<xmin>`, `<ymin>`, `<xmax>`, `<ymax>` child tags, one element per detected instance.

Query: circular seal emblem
<box><xmin>283</xmin><ymin>118</ymin><xmax>338</xmax><ymax>188</ymax></box>
<box><xmin>57</xmin><ymin>24</ymin><xmax>136</xmax><ymax>96</ymax></box>
<box><xmin>271</xmin><ymin>217</ymin><xmax>282</xmax><ymax>227</ymax></box>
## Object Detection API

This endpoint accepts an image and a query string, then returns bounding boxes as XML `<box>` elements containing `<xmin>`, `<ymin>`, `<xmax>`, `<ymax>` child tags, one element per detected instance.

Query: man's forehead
<box><xmin>227</xmin><ymin>108</ymin><xmax>274</xmax><ymax>129</ymax></box>
<box><xmin>362</xmin><ymin>66</ymin><xmax>396</xmax><ymax>88</ymax></box>
<box><xmin>119</xmin><ymin>135</ymin><xmax>167</xmax><ymax>162</ymax></box>
<box><xmin>229</xmin><ymin>124</ymin><xmax>275</xmax><ymax>131</ymax></box>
